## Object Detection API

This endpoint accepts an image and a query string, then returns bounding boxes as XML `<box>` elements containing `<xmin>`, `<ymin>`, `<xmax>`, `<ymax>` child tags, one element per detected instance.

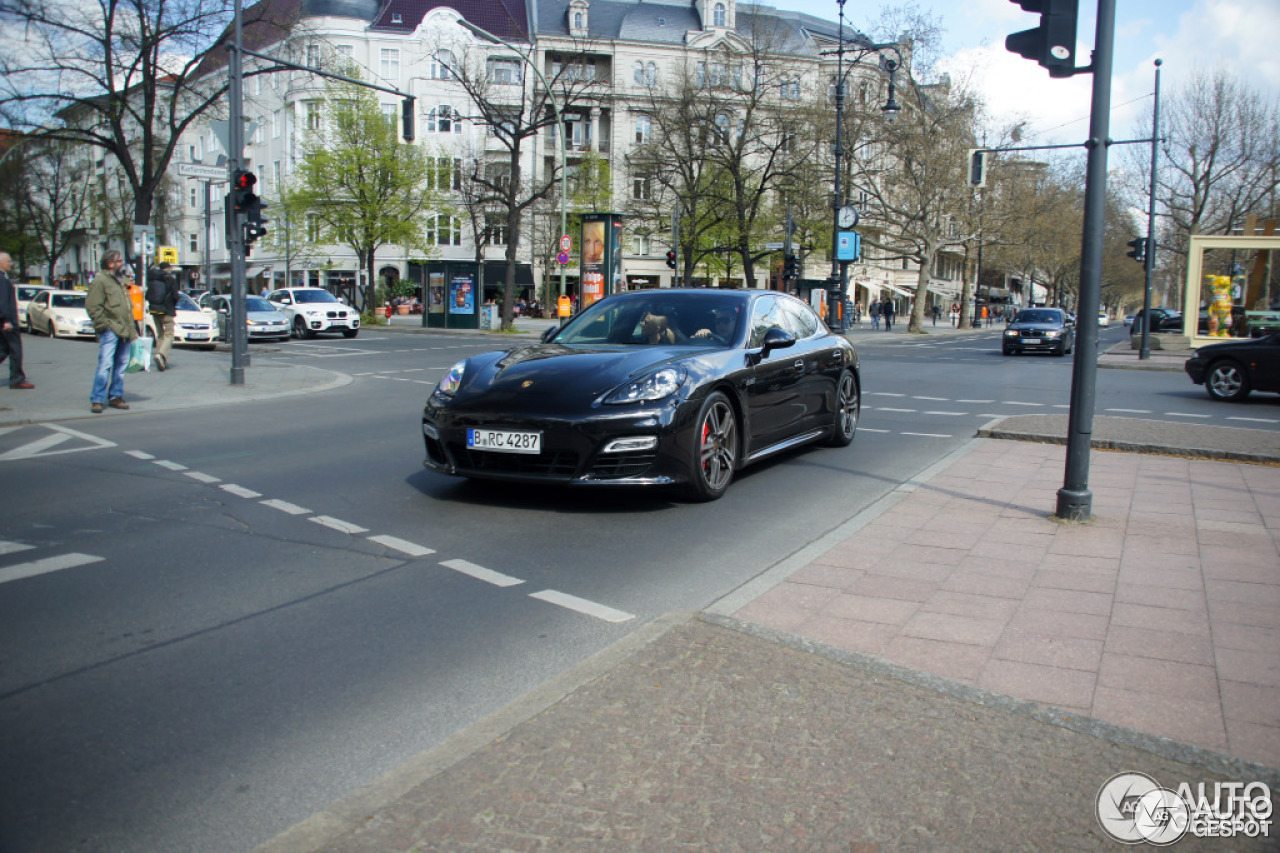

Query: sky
<box><xmin>776</xmin><ymin>0</ymin><xmax>1280</xmax><ymax>146</ymax></box>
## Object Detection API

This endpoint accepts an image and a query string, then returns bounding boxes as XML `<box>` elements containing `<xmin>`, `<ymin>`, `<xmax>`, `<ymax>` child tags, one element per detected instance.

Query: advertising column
<box><xmin>580</xmin><ymin>213</ymin><xmax>624</xmax><ymax>309</ymax></box>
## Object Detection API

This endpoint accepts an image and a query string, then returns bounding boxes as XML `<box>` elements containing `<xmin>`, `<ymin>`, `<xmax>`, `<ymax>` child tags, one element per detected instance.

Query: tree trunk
<box><xmin>908</xmin><ymin>250</ymin><xmax>932</xmax><ymax>333</ymax></box>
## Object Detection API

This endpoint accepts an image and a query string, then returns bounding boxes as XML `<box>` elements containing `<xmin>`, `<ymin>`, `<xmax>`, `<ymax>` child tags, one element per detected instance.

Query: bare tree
<box><xmin>441</xmin><ymin>36</ymin><xmax>597</xmax><ymax>329</ymax></box>
<box><xmin>0</xmin><ymin>0</ymin><xmax>285</xmax><ymax>231</ymax></box>
<box><xmin>19</xmin><ymin>139</ymin><xmax>96</xmax><ymax>285</ymax></box>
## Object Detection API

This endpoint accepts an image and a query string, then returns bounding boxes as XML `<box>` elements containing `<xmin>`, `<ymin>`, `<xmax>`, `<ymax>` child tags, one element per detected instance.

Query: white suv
<box><xmin>266</xmin><ymin>287</ymin><xmax>360</xmax><ymax>339</ymax></box>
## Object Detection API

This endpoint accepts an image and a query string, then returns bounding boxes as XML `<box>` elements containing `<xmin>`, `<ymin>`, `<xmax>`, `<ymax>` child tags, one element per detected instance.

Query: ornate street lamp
<box><xmin>827</xmin><ymin>0</ymin><xmax>903</xmax><ymax>333</ymax></box>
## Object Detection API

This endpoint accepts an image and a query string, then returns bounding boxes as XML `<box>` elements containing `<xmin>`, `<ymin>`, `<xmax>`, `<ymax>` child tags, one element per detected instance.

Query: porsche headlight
<box><xmin>436</xmin><ymin>360</ymin><xmax>467</xmax><ymax>396</ymax></box>
<box><xmin>604</xmin><ymin>366</ymin><xmax>685</xmax><ymax>404</ymax></box>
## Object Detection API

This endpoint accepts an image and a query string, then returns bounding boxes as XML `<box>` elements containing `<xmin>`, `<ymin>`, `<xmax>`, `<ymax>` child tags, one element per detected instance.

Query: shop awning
<box><xmin>878</xmin><ymin>283</ymin><xmax>914</xmax><ymax>299</ymax></box>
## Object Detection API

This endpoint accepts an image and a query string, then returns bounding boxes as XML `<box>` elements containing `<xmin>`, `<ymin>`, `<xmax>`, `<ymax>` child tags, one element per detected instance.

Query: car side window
<box><xmin>748</xmin><ymin>297</ymin><xmax>785</xmax><ymax>348</ymax></box>
<box><xmin>778</xmin><ymin>298</ymin><xmax>821</xmax><ymax>339</ymax></box>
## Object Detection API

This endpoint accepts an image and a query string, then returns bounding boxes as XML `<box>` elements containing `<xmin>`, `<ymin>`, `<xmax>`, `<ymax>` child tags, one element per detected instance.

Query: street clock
<box><xmin>837</xmin><ymin>206</ymin><xmax>859</xmax><ymax>229</ymax></box>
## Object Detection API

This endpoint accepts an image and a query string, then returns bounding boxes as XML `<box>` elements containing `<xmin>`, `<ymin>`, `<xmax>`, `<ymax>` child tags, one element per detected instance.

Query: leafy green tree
<box><xmin>285</xmin><ymin>80</ymin><xmax>437</xmax><ymax>313</ymax></box>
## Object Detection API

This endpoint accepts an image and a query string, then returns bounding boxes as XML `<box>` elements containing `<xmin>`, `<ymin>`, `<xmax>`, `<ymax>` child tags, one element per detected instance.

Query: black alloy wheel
<box><xmin>824</xmin><ymin>370</ymin><xmax>859</xmax><ymax>447</ymax></box>
<box><xmin>342</xmin><ymin>328</ymin><xmax>359</xmax><ymax>338</ymax></box>
<box><xmin>293</xmin><ymin>316</ymin><xmax>314</xmax><ymax>339</ymax></box>
<box><xmin>1205</xmin><ymin>360</ymin><xmax>1250</xmax><ymax>401</ymax></box>
<box><xmin>686</xmin><ymin>391</ymin><xmax>737</xmax><ymax>502</ymax></box>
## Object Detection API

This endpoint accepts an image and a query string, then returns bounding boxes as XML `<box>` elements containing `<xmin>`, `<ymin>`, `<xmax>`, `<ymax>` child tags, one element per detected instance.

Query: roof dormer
<box><xmin>697</xmin><ymin>0</ymin><xmax>733</xmax><ymax>31</ymax></box>
<box><xmin>569</xmin><ymin>0</ymin><xmax>589</xmax><ymax>37</ymax></box>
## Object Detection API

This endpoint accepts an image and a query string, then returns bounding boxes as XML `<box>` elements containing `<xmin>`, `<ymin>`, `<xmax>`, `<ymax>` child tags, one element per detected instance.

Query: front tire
<box><xmin>685</xmin><ymin>391</ymin><xmax>737</xmax><ymax>502</ymax></box>
<box><xmin>342</xmin><ymin>328</ymin><xmax>359</xmax><ymax>339</ymax></box>
<box><xmin>1206</xmin><ymin>360</ymin><xmax>1250</xmax><ymax>401</ymax></box>
<box><xmin>293</xmin><ymin>317</ymin><xmax>315</xmax><ymax>339</ymax></box>
<box><xmin>48</xmin><ymin>321</ymin><xmax>57</xmax><ymax>338</ymax></box>
<box><xmin>824</xmin><ymin>370</ymin><xmax>859</xmax><ymax>447</ymax></box>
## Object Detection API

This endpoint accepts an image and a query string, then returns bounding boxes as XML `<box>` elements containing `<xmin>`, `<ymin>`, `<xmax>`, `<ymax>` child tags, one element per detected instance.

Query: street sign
<box><xmin>764</xmin><ymin>242</ymin><xmax>785</xmax><ymax>251</ymax></box>
<box><xmin>177</xmin><ymin>163</ymin><xmax>229</xmax><ymax>181</ymax></box>
<box><xmin>559</xmin><ymin>234</ymin><xmax>572</xmax><ymax>252</ymax></box>
<box><xmin>157</xmin><ymin>246</ymin><xmax>179</xmax><ymax>264</ymax></box>
<box><xmin>557</xmin><ymin>252</ymin><xmax>570</xmax><ymax>265</ymax></box>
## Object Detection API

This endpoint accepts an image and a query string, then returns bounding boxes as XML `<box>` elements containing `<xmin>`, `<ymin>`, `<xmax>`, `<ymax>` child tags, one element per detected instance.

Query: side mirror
<box><xmin>540</xmin><ymin>325</ymin><xmax>559</xmax><ymax>343</ymax></box>
<box><xmin>759</xmin><ymin>326</ymin><xmax>796</xmax><ymax>358</ymax></box>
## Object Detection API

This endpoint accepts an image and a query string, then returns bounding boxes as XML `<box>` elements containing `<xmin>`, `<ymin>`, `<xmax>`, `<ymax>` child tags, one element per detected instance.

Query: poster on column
<box><xmin>450</xmin><ymin>275</ymin><xmax>474</xmax><ymax>313</ymax></box>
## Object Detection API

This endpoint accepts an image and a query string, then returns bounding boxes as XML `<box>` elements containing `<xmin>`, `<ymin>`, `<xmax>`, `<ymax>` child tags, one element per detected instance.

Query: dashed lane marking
<box><xmin>309</xmin><ymin>515</ymin><xmax>369</xmax><ymax>535</ymax></box>
<box><xmin>1228</xmin><ymin>416</ymin><xmax>1280</xmax><ymax>424</ymax></box>
<box><xmin>125</xmin><ymin>450</ymin><xmax>155</xmax><ymax>460</ymax></box>
<box><xmin>529</xmin><ymin>590</ymin><xmax>635</xmax><ymax>623</ymax></box>
<box><xmin>1166</xmin><ymin>412</ymin><xmax>1211</xmax><ymax>419</ymax></box>
<box><xmin>220</xmin><ymin>484</ymin><xmax>262</xmax><ymax>499</ymax></box>
<box><xmin>1106</xmin><ymin>408</ymin><xmax>1152</xmax><ymax>414</ymax></box>
<box><xmin>153</xmin><ymin>460</ymin><xmax>188</xmax><ymax>471</ymax></box>
<box><xmin>184</xmin><ymin>471</ymin><xmax>221</xmax><ymax>484</ymax></box>
<box><xmin>922</xmin><ymin>411</ymin><xmax>967</xmax><ymax>416</ymax></box>
<box><xmin>877</xmin><ymin>407</ymin><xmax>917</xmax><ymax>413</ymax></box>
<box><xmin>1001</xmin><ymin>401</ymin><xmax>1045</xmax><ymax>407</ymax></box>
<box><xmin>367</xmin><ymin>535</ymin><xmax>435</xmax><ymax>557</ymax></box>
<box><xmin>260</xmin><ymin>498</ymin><xmax>311</xmax><ymax>515</ymax></box>
<box><xmin>440</xmin><ymin>558</ymin><xmax>524</xmax><ymax>587</ymax></box>
<box><xmin>0</xmin><ymin>553</ymin><xmax>104</xmax><ymax>586</ymax></box>
<box><xmin>901</xmin><ymin>432</ymin><xmax>953</xmax><ymax>438</ymax></box>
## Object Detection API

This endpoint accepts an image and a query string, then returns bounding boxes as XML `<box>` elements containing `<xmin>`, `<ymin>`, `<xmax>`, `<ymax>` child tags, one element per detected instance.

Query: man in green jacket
<box><xmin>85</xmin><ymin>250</ymin><xmax>136</xmax><ymax>413</ymax></box>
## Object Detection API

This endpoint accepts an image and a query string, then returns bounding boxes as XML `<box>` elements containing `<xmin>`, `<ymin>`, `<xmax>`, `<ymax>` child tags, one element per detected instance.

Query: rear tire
<box><xmin>1205</xmin><ymin>360</ymin><xmax>1250</xmax><ymax>401</ymax></box>
<box><xmin>685</xmin><ymin>391</ymin><xmax>737</xmax><ymax>502</ymax></box>
<box><xmin>824</xmin><ymin>370</ymin><xmax>859</xmax><ymax>447</ymax></box>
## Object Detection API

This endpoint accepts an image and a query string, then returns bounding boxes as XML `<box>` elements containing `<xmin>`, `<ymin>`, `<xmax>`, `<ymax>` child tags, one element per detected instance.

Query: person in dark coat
<box><xmin>882</xmin><ymin>298</ymin><xmax>896</xmax><ymax>331</ymax></box>
<box><xmin>0</xmin><ymin>251</ymin><xmax>33</xmax><ymax>389</ymax></box>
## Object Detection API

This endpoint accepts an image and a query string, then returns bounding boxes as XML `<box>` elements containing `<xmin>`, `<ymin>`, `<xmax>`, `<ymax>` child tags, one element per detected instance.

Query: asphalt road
<box><xmin>1</xmin><ymin>322</ymin><xmax>1273</xmax><ymax>851</ymax></box>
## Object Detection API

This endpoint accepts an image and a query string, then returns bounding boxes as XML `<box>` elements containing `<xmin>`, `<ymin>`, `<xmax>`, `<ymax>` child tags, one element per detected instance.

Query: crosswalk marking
<box><xmin>0</xmin><ymin>553</ymin><xmax>104</xmax><ymax>586</ymax></box>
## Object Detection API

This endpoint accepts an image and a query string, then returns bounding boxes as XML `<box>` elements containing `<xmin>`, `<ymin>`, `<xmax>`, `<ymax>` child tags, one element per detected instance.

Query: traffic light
<box><xmin>1126</xmin><ymin>236</ymin><xmax>1146</xmax><ymax>264</ymax></box>
<box><xmin>231</xmin><ymin>169</ymin><xmax>258</xmax><ymax>213</ymax></box>
<box><xmin>783</xmin><ymin>253</ymin><xmax>798</xmax><ymax>280</ymax></box>
<box><xmin>967</xmin><ymin>149</ymin><xmax>987</xmax><ymax>188</ymax></box>
<box><xmin>1005</xmin><ymin>0</ymin><xmax>1079</xmax><ymax>79</ymax></box>
<box><xmin>402</xmin><ymin>97</ymin><xmax>415</xmax><ymax>143</ymax></box>
<box><xmin>666</xmin><ymin>249</ymin><xmax>677</xmax><ymax>270</ymax></box>
<box><xmin>244</xmin><ymin>195</ymin><xmax>269</xmax><ymax>245</ymax></box>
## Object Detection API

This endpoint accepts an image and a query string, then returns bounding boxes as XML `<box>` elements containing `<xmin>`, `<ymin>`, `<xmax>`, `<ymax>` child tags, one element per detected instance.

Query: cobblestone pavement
<box><xmin>294</xmin><ymin>616</ymin><xmax>1276</xmax><ymax>852</ymax></box>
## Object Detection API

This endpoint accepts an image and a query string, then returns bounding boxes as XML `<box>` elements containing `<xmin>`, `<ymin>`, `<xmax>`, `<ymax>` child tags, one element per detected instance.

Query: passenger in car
<box><xmin>639</xmin><ymin>312</ymin><xmax>678</xmax><ymax>344</ymax></box>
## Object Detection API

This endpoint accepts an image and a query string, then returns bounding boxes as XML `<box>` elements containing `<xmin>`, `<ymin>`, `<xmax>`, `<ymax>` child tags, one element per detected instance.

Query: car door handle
<box><xmin>793</xmin><ymin>359</ymin><xmax>805</xmax><ymax>371</ymax></box>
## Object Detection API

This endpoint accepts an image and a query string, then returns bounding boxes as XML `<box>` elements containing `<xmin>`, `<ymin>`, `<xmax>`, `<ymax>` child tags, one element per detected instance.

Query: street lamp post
<box><xmin>456</xmin><ymin>19</ymin><xmax>567</xmax><ymax>310</ymax></box>
<box><xmin>828</xmin><ymin>0</ymin><xmax>901</xmax><ymax>333</ymax></box>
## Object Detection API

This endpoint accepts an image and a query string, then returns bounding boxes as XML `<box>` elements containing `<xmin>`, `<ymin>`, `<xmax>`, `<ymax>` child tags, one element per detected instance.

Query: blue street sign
<box><xmin>837</xmin><ymin>231</ymin><xmax>861</xmax><ymax>262</ymax></box>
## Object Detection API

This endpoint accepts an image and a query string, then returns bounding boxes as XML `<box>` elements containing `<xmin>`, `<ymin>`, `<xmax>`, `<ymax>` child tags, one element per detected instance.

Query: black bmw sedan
<box><xmin>1002</xmin><ymin>307</ymin><xmax>1075</xmax><ymax>356</ymax></box>
<box><xmin>422</xmin><ymin>289</ymin><xmax>861</xmax><ymax>501</ymax></box>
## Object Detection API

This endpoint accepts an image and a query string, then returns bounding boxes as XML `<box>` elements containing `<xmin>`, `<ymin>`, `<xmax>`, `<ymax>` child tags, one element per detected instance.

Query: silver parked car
<box><xmin>200</xmin><ymin>293</ymin><xmax>291</xmax><ymax>342</ymax></box>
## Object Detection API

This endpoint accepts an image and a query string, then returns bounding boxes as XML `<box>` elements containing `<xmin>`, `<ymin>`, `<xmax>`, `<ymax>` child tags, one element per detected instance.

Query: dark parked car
<box><xmin>1130</xmin><ymin>307</ymin><xmax>1184</xmax><ymax>335</ymax></box>
<box><xmin>1002</xmin><ymin>307</ymin><xmax>1075</xmax><ymax>356</ymax></box>
<box><xmin>421</xmin><ymin>289</ymin><xmax>861</xmax><ymax>501</ymax></box>
<box><xmin>1184</xmin><ymin>334</ymin><xmax>1280</xmax><ymax>401</ymax></box>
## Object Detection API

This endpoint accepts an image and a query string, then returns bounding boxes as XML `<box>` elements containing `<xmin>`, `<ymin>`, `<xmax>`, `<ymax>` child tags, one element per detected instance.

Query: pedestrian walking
<box><xmin>869</xmin><ymin>299</ymin><xmax>881</xmax><ymax>330</ymax></box>
<box><xmin>0</xmin><ymin>251</ymin><xmax>34</xmax><ymax>389</ymax></box>
<box><xmin>931</xmin><ymin>303</ymin><xmax>941</xmax><ymax>326</ymax></box>
<box><xmin>882</xmin><ymin>298</ymin><xmax>895</xmax><ymax>331</ymax></box>
<box><xmin>146</xmin><ymin>261</ymin><xmax>180</xmax><ymax>371</ymax></box>
<box><xmin>86</xmin><ymin>250</ymin><xmax>136</xmax><ymax>413</ymax></box>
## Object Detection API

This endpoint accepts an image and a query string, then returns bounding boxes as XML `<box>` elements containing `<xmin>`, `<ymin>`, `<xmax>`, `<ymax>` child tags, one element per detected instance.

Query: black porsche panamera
<box><xmin>421</xmin><ymin>289</ymin><xmax>861</xmax><ymax>501</ymax></box>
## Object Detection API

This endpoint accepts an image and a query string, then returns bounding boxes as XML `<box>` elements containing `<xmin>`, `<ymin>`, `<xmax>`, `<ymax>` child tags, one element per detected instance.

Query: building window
<box><xmin>274</xmin><ymin>160</ymin><xmax>282</xmax><ymax>194</ymax></box>
<box><xmin>781</xmin><ymin>79</ymin><xmax>801</xmax><ymax>100</ymax></box>
<box><xmin>483</xmin><ymin>215</ymin><xmax>508</xmax><ymax>246</ymax></box>
<box><xmin>272</xmin><ymin>109</ymin><xmax>282</xmax><ymax>138</ymax></box>
<box><xmin>632</xmin><ymin>177</ymin><xmax>650</xmax><ymax>200</ymax></box>
<box><xmin>632</xmin><ymin>61</ymin><xmax>656</xmax><ymax>87</ymax></box>
<box><xmin>189</xmin><ymin>233</ymin><xmax>199</xmax><ymax>252</ymax></box>
<box><xmin>573</xmin><ymin>12</ymin><xmax>583</xmax><ymax>29</ymax></box>
<box><xmin>427</xmin><ymin>157</ymin><xmax>462</xmax><ymax>191</ymax></box>
<box><xmin>713</xmin><ymin>3</ymin><xmax>726</xmax><ymax>26</ymax></box>
<box><xmin>427</xmin><ymin>213</ymin><xmax>462</xmax><ymax>246</ymax></box>
<box><xmin>380</xmin><ymin>48</ymin><xmax>400</xmax><ymax>82</ymax></box>
<box><xmin>306</xmin><ymin>214</ymin><xmax>320</xmax><ymax>242</ymax></box>
<box><xmin>306</xmin><ymin>43</ymin><xmax>320</xmax><ymax>69</ymax></box>
<box><xmin>391</xmin><ymin>12</ymin><xmax>403</xmax><ymax>23</ymax></box>
<box><xmin>631</xmin><ymin>234</ymin><xmax>650</xmax><ymax>255</ymax></box>
<box><xmin>190</xmin><ymin>187</ymin><xmax>198</xmax><ymax>208</ymax></box>
<box><xmin>428</xmin><ymin>105</ymin><xmax>460</xmax><ymax>133</ymax></box>
<box><xmin>336</xmin><ymin>45</ymin><xmax>353</xmax><ymax>60</ymax></box>
<box><xmin>431</xmin><ymin>50</ymin><xmax>455</xmax><ymax>80</ymax></box>
<box><xmin>488</xmin><ymin>58</ymin><xmax>522</xmax><ymax>85</ymax></box>
<box><xmin>634</xmin><ymin>114</ymin><xmax>651</xmax><ymax>144</ymax></box>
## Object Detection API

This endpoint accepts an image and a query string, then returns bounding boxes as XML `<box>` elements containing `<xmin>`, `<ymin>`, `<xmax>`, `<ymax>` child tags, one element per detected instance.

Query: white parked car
<box><xmin>145</xmin><ymin>292</ymin><xmax>217</xmax><ymax>350</ymax></box>
<box><xmin>266</xmin><ymin>287</ymin><xmax>360</xmax><ymax>339</ymax></box>
<box><xmin>1098</xmin><ymin>312</ymin><xmax>1110</xmax><ymax>327</ymax></box>
<box><xmin>16</xmin><ymin>284</ymin><xmax>53</xmax><ymax>326</ymax></box>
<box><xmin>25</xmin><ymin>289</ymin><xmax>96</xmax><ymax>338</ymax></box>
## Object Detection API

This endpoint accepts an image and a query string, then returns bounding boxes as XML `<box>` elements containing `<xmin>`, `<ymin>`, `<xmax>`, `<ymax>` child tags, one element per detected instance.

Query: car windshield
<box><xmin>1014</xmin><ymin>309</ymin><xmax>1062</xmax><ymax>324</ymax></box>
<box><xmin>552</xmin><ymin>293</ymin><xmax>744</xmax><ymax>347</ymax></box>
<box><xmin>245</xmin><ymin>297</ymin><xmax>274</xmax><ymax>312</ymax></box>
<box><xmin>18</xmin><ymin>287</ymin><xmax>48</xmax><ymax>300</ymax></box>
<box><xmin>177</xmin><ymin>293</ymin><xmax>199</xmax><ymax>311</ymax></box>
<box><xmin>294</xmin><ymin>290</ymin><xmax>339</xmax><ymax>304</ymax></box>
<box><xmin>52</xmin><ymin>293</ymin><xmax>86</xmax><ymax>308</ymax></box>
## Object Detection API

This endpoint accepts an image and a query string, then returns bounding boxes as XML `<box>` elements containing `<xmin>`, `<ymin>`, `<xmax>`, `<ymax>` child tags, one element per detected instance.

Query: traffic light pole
<box><xmin>1139</xmin><ymin>59</ymin><xmax>1162</xmax><ymax>360</ymax></box>
<box><xmin>228</xmin><ymin>0</ymin><xmax>249</xmax><ymax>384</ymax></box>
<box><xmin>1056</xmin><ymin>0</ymin><xmax>1116</xmax><ymax>522</ymax></box>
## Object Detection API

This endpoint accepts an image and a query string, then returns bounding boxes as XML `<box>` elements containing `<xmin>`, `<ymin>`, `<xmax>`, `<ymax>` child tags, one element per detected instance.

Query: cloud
<box><xmin>1152</xmin><ymin>0</ymin><xmax>1280</xmax><ymax>90</ymax></box>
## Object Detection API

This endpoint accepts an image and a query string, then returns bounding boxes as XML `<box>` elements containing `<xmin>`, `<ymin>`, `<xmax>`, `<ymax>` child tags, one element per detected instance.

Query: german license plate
<box><xmin>1022</xmin><ymin>338</ymin><xmax>1042</xmax><ymax>344</ymax></box>
<box><xmin>189</xmin><ymin>333</ymin><xmax>209</xmax><ymax>341</ymax></box>
<box><xmin>468</xmin><ymin>428</ymin><xmax>541</xmax><ymax>454</ymax></box>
